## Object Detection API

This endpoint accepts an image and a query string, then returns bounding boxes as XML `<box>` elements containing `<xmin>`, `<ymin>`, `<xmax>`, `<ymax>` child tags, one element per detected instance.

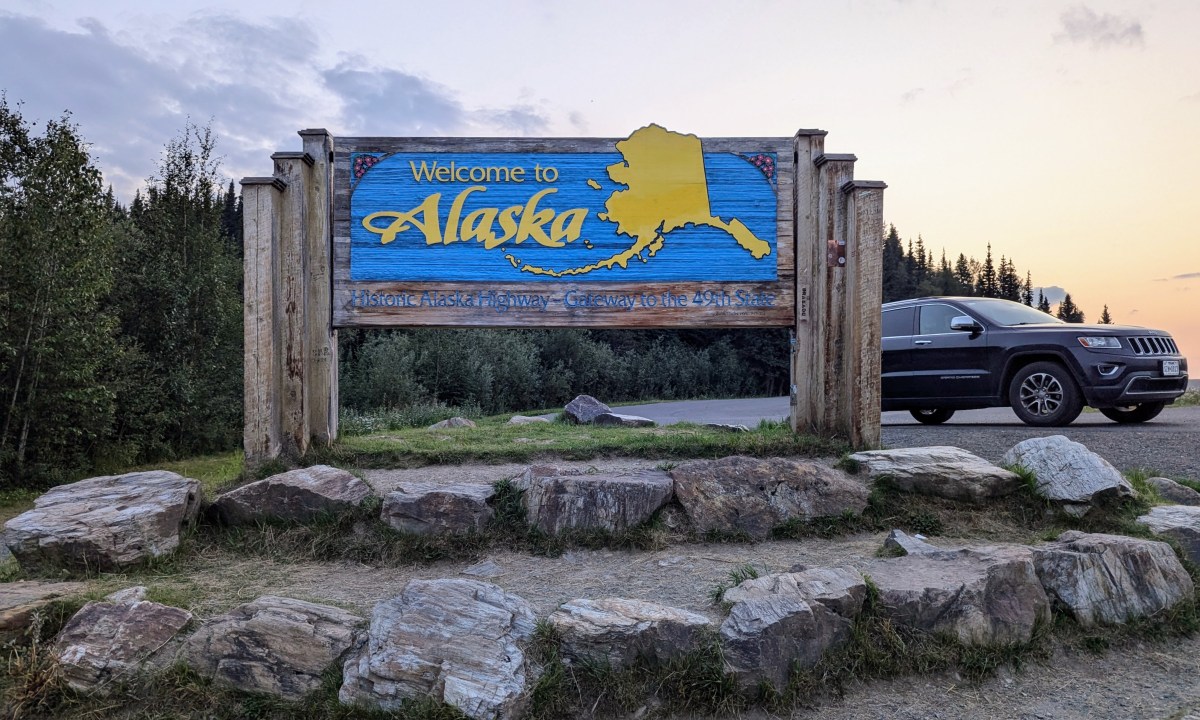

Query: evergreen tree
<box><xmin>108</xmin><ymin>122</ymin><xmax>243</xmax><ymax>459</ymax></box>
<box><xmin>976</xmin><ymin>244</ymin><xmax>998</xmax><ymax>298</ymax></box>
<box><xmin>1099</xmin><ymin>305</ymin><xmax>1113</xmax><ymax>324</ymax></box>
<box><xmin>0</xmin><ymin>100</ymin><xmax>120</xmax><ymax>486</ymax></box>
<box><xmin>1037</xmin><ymin>290</ymin><xmax>1051</xmax><ymax>314</ymax></box>
<box><xmin>1055</xmin><ymin>293</ymin><xmax>1085</xmax><ymax>323</ymax></box>
<box><xmin>1022</xmin><ymin>272</ymin><xmax>1034</xmax><ymax>306</ymax></box>
<box><xmin>880</xmin><ymin>225</ymin><xmax>910</xmax><ymax>302</ymax></box>
<box><xmin>997</xmin><ymin>256</ymin><xmax>1020</xmax><ymax>301</ymax></box>
<box><xmin>953</xmin><ymin>254</ymin><xmax>973</xmax><ymax>295</ymax></box>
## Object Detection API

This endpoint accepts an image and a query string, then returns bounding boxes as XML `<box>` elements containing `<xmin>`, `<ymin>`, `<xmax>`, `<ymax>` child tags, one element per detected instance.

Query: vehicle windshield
<box><xmin>959</xmin><ymin>298</ymin><xmax>1065</xmax><ymax>327</ymax></box>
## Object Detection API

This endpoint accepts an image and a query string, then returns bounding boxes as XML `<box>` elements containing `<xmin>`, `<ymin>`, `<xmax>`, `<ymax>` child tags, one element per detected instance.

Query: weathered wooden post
<box><xmin>841</xmin><ymin>181</ymin><xmax>886</xmax><ymax>447</ymax></box>
<box><xmin>241</xmin><ymin>176</ymin><xmax>286</xmax><ymax>462</ymax></box>
<box><xmin>299</xmin><ymin>130</ymin><xmax>338</xmax><ymax>445</ymax></box>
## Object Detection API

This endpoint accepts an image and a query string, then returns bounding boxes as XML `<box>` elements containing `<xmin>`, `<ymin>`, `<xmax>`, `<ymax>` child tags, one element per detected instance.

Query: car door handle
<box><xmin>913</xmin><ymin>340</ymin><xmax>932</xmax><ymax>345</ymax></box>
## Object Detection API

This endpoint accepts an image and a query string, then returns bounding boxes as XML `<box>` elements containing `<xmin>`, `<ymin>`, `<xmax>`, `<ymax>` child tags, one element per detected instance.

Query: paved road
<box><xmin>616</xmin><ymin>393</ymin><xmax>1200</xmax><ymax>480</ymax></box>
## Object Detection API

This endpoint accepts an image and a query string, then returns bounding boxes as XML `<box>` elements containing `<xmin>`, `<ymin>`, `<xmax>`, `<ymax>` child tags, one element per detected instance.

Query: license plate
<box><xmin>1162</xmin><ymin>360</ymin><xmax>1180</xmax><ymax>376</ymax></box>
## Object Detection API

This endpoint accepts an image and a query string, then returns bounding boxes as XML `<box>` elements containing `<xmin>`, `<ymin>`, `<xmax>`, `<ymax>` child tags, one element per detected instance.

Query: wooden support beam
<box><xmin>300</xmin><ymin>130</ymin><xmax>338</xmax><ymax>444</ymax></box>
<box><xmin>841</xmin><ymin>180</ymin><xmax>886</xmax><ymax>447</ymax></box>
<box><xmin>272</xmin><ymin>152</ymin><xmax>314</xmax><ymax>457</ymax></box>
<box><xmin>241</xmin><ymin>176</ymin><xmax>286</xmax><ymax>464</ymax></box>
<box><xmin>791</xmin><ymin>131</ymin><xmax>826</xmax><ymax>434</ymax></box>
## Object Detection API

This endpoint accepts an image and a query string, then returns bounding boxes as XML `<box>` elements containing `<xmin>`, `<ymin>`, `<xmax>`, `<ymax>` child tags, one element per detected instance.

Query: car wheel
<box><xmin>1009</xmin><ymin>361</ymin><xmax>1083</xmax><ymax>427</ymax></box>
<box><xmin>909</xmin><ymin>408</ymin><xmax>956</xmax><ymax>424</ymax></box>
<box><xmin>1099</xmin><ymin>401</ymin><xmax>1166</xmax><ymax>424</ymax></box>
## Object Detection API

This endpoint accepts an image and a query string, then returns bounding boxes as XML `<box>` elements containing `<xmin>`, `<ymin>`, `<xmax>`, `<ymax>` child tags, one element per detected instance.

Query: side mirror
<box><xmin>950</xmin><ymin>316</ymin><xmax>982</xmax><ymax>332</ymax></box>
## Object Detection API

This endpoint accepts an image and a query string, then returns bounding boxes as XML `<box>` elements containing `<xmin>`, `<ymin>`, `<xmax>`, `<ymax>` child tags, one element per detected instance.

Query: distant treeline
<box><xmin>0</xmin><ymin>102</ymin><xmax>1097</xmax><ymax>489</ymax></box>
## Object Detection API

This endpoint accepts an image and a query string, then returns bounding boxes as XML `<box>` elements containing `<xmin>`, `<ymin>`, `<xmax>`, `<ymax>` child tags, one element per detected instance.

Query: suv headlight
<box><xmin>1078</xmin><ymin>337</ymin><xmax>1121</xmax><ymax>349</ymax></box>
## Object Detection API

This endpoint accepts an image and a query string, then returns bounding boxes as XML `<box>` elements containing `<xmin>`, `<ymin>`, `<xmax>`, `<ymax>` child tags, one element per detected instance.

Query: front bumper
<box><xmin>1082</xmin><ymin>355</ymin><xmax>1189</xmax><ymax>407</ymax></box>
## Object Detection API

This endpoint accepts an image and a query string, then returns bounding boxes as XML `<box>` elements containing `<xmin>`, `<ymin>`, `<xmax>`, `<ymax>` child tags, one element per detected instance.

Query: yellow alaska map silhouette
<box><xmin>509</xmin><ymin>124</ymin><xmax>771</xmax><ymax>276</ymax></box>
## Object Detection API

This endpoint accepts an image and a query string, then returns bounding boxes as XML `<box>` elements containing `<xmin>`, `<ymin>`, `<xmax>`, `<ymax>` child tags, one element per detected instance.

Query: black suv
<box><xmin>882</xmin><ymin>297</ymin><xmax>1189</xmax><ymax>426</ymax></box>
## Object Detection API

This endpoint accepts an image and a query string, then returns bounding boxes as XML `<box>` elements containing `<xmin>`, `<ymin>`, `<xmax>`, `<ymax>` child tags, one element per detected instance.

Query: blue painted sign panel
<box><xmin>348</xmin><ymin>126</ymin><xmax>779</xmax><ymax>283</ymax></box>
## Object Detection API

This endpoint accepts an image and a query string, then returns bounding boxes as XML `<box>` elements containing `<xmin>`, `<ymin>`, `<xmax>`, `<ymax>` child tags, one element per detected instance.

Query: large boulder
<box><xmin>670</xmin><ymin>457</ymin><xmax>869</xmax><ymax>539</ymax></box>
<box><xmin>210</xmin><ymin>465</ymin><xmax>372</xmax><ymax>525</ymax></box>
<box><xmin>1000</xmin><ymin>436</ymin><xmax>1135</xmax><ymax>516</ymax></box>
<box><xmin>183</xmin><ymin>595</ymin><xmax>362</xmax><ymax>701</ymax></box>
<box><xmin>381</xmin><ymin>482</ymin><xmax>495</xmax><ymax>535</ymax></box>
<box><xmin>507</xmin><ymin>415</ymin><xmax>550</xmax><ymax>426</ymax></box>
<box><xmin>719</xmin><ymin>567</ymin><xmax>866</xmax><ymax>689</ymax></box>
<box><xmin>1034</xmin><ymin>531</ymin><xmax>1195</xmax><ymax>628</ymax></box>
<box><xmin>2</xmin><ymin>471</ymin><xmax>202</xmax><ymax>572</ymax></box>
<box><xmin>562</xmin><ymin>395</ymin><xmax>612</xmax><ymax>424</ymax></box>
<box><xmin>1137</xmin><ymin>505</ymin><xmax>1200</xmax><ymax>566</ymax></box>
<box><xmin>0</xmin><ymin>580</ymin><xmax>87</xmax><ymax>642</ymax></box>
<box><xmin>548</xmin><ymin>597</ymin><xmax>712</xmax><ymax>668</ymax></box>
<box><xmin>514</xmin><ymin>466</ymin><xmax>672</xmax><ymax>535</ymax></box>
<box><xmin>860</xmin><ymin>545</ymin><xmax>1050</xmax><ymax>646</ymax></box>
<box><xmin>340</xmin><ymin>579</ymin><xmax>539</xmax><ymax>720</ymax></box>
<box><xmin>54</xmin><ymin>599</ymin><xmax>192</xmax><ymax>692</ymax></box>
<box><xmin>848</xmin><ymin>446</ymin><xmax>1022</xmax><ymax>504</ymax></box>
<box><xmin>1146</xmin><ymin>477</ymin><xmax>1200</xmax><ymax>506</ymax></box>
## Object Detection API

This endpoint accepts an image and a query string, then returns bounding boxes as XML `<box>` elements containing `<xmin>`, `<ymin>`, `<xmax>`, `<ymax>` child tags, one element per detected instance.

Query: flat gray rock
<box><xmin>849</xmin><ymin>446</ymin><xmax>1022</xmax><ymax>504</ymax></box>
<box><xmin>3</xmin><ymin>471</ymin><xmax>202</xmax><ymax>572</ymax></box>
<box><xmin>1000</xmin><ymin>436</ymin><xmax>1135</xmax><ymax>514</ymax></box>
<box><xmin>593</xmin><ymin>412</ymin><xmax>655</xmax><ymax>428</ymax></box>
<box><xmin>1147</xmin><ymin>477</ymin><xmax>1200</xmax><ymax>506</ymax></box>
<box><xmin>0</xmin><ymin>580</ymin><xmax>87</xmax><ymax>642</ymax></box>
<box><xmin>184</xmin><ymin>595</ymin><xmax>362</xmax><ymax>701</ymax></box>
<box><xmin>428</xmin><ymin>416</ymin><xmax>477</xmax><ymax>429</ymax></box>
<box><xmin>340</xmin><ymin>579</ymin><xmax>538</xmax><ymax>720</ymax></box>
<box><xmin>548</xmin><ymin>597</ymin><xmax>711</xmax><ymax>668</ymax></box>
<box><xmin>671</xmin><ymin>456</ymin><xmax>869</xmax><ymax>540</ymax></box>
<box><xmin>882</xmin><ymin>529</ymin><xmax>942</xmax><ymax>556</ymax></box>
<box><xmin>514</xmin><ymin>466</ymin><xmax>672</xmax><ymax>535</ymax></box>
<box><xmin>861</xmin><ymin>545</ymin><xmax>1050</xmax><ymax>646</ymax></box>
<box><xmin>1033</xmin><ymin>531</ymin><xmax>1193</xmax><ymax>627</ymax></box>
<box><xmin>55</xmin><ymin>599</ymin><xmax>192</xmax><ymax>692</ymax></box>
<box><xmin>381</xmin><ymin>482</ymin><xmax>495</xmax><ymax>535</ymax></box>
<box><xmin>507</xmin><ymin>415</ymin><xmax>550</xmax><ymax>425</ymax></box>
<box><xmin>211</xmin><ymin>465</ymin><xmax>371</xmax><ymax>525</ymax></box>
<box><xmin>1137</xmin><ymin>506</ymin><xmax>1200</xmax><ymax>568</ymax></box>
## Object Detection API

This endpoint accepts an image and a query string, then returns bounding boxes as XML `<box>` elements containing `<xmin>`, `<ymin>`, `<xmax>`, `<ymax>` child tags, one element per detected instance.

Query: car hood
<box><xmin>1000</xmin><ymin>323</ymin><xmax>1166</xmax><ymax>335</ymax></box>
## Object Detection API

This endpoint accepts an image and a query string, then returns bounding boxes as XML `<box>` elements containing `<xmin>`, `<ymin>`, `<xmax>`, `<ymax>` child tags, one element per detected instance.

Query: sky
<box><xmin>2</xmin><ymin>0</ymin><xmax>1198</xmax><ymax>360</ymax></box>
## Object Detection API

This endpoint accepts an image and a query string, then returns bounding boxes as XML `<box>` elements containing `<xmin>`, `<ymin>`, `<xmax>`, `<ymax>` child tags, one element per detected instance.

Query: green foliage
<box><xmin>108</xmin><ymin>122</ymin><xmax>243</xmax><ymax>462</ymax></box>
<box><xmin>337</xmin><ymin>327</ymin><xmax>789</xmax><ymax>418</ymax></box>
<box><xmin>0</xmin><ymin>98</ymin><xmax>121</xmax><ymax>488</ymax></box>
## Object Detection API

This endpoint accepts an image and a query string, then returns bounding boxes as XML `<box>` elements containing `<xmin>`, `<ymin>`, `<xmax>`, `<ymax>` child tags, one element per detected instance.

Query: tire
<box><xmin>909</xmin><ymin>408</ymin><xmax>956</xmax><ymax>425</ymax></box>
<box><xmin>1009</xmin><ymin>361</ymin><xmax>1084</xmax><ymax>427</ymax></box>
<box><xmin>1099</xmin><ymin>401</ymin><xmax>1166</xmax><ymax>424</ymax></box>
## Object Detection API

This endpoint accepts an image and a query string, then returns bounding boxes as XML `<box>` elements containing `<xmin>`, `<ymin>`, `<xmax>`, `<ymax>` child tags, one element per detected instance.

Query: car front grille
<box><xmin>1128</xmin><ymin>336</ymin><xmax>1179</xmax><ymax>355</ymax></box>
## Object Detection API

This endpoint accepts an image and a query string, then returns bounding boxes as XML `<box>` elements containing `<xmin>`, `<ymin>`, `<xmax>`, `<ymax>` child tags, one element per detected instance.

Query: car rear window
<box><xmin>882</xmin><ymin>307</ymin><xmax>915</xmax><ymax>338</ymax></box>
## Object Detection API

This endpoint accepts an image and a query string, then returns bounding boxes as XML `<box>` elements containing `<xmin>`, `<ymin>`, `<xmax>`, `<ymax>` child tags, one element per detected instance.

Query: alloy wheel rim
<box><xmin>1019</xmin><ymin>373</ymin><xmax>1063</xmax><ymax>416</ymax></box>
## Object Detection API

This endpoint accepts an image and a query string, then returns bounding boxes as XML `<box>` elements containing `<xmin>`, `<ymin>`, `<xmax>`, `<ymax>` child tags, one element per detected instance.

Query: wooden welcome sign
<box><xmin>334</xmin><ymin>125</ymin><xmax>794</xmax><ymax>328</ymax></box>
<box><xmin>242</xmin><ymin>126</ymin><xmax>885</xmax><ymax>462</ymax></box>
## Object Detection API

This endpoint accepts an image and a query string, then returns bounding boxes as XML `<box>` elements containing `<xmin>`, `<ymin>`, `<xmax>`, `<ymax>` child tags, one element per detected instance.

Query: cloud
<box><xmin>0</xmin><ymin>13</ymin><xmax>557</xmax><ymax>200</ymax></box>
<box><xmin>1154</xmin><ymin>272</ymin><xmax>1200</xmax><ymax>281</ymax></box>
<box><xmin>1055</xmin><ymin>6</ymin><xmax>1144</xmax><ymax>49</ymax></box>
<box><xmin>1035</xmin><ymin>286</ymin><xmax>1067</xmax><ymax>304</ymax></box>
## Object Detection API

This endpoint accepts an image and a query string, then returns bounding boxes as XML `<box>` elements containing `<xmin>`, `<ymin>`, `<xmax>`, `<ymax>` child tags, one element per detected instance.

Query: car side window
<box><xmin>882</xmin><ymin>307</ymin><xmax>915</xmax><ymax>338</ymax></box>
<box><xmin>918</xmin><ymin>304</ymin><xmax>966</xmax><ymax>335</ymax></box>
